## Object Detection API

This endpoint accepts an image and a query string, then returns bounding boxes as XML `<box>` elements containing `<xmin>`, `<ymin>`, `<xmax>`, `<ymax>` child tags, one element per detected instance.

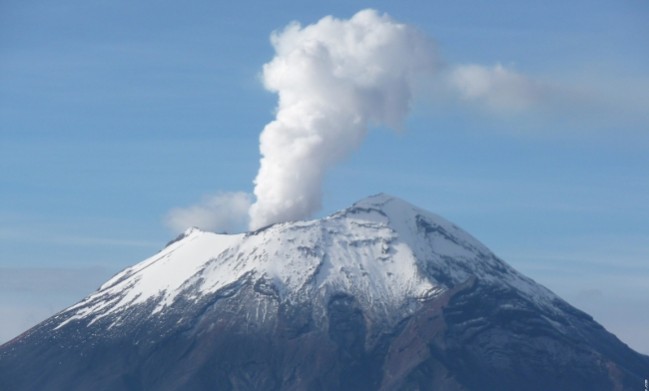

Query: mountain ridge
<box><xmin>1</xmin><ymin>193</ymin><xmax>647</xmax><ymax>390</ymax></box>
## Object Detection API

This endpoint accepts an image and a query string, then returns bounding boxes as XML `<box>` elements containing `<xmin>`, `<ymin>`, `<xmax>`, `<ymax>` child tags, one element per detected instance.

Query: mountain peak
<box><xmin>351</xmin><ymin>192</ymin><xmax>400</xmax><ymax>207</ymax></box>
<box><xmin>344</xmin><ymin>192</ymin><xmax>420</xmax><ymax>219</ymax></box>
<box><xmin>50</xmin><ymin>194</ymin><xmax>556</xmax><ymax>334</ymax></box>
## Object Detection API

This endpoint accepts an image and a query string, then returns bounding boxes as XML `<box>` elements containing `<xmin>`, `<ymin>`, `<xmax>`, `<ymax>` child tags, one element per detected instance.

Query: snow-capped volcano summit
<box><xmin>1</xmin><ymin>194</ymin><xmax>647</xmax><ymax>391</ymax></box>
<box><xmin>55</xmin><ymin>194</ymin><xmax>555</xmax><ymax>334</ymax></box>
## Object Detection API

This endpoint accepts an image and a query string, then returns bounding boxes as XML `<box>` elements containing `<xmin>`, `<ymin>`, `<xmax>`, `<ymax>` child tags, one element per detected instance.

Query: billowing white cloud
<box><xmin>248</xmin><ymin>9</ymin><xmax>437</xmax><ymax>229</ymax></box>
<box><xmin>449</xmin><ymin>63</ymin><xmax>545</xmax><ymax>112</ymax></box>
<box><xmin>165</xmin><ymin>192</ymin><xmax>251</xmax><ymax>233</ymax></box>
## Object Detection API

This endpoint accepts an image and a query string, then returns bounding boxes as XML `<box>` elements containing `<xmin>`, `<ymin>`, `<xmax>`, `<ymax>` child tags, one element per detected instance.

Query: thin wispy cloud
<box><xmin>164</xmin><ymin>191</ymin><xmax>252</xmax><ymax>233</ymax></box>
<box><xmin>448</xmin><ymin>63</ymin><xmax>546</xmax><ymax>113</ymax></box>
<box><xmin>442</xmin><ymin>63</ymin><xmax>649</xmax><ymax>139</ymax></box>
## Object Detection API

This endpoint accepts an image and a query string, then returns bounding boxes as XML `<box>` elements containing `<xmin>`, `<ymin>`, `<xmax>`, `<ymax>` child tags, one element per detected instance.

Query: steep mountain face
<box><xmin>1</xmin><ymin>194</ymin><xmax>647</xmax><ymax>390</ymax></box>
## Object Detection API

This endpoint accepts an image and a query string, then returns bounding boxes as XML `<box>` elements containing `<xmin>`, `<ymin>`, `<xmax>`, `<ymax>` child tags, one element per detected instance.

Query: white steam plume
<box><xmin>164</xmin><ymin>10</ymin><xmax>557</xmax><ymax>234</ymax></box>
<box><xmin>248</xmin><ymin>9</ymin><xmax>437</xmax><ymax>229</ymax></box>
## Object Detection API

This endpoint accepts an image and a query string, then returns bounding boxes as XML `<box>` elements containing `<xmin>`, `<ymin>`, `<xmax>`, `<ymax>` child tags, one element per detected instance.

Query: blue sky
<box><xmin>1</xmin><ymin>0</ymin><xmax>648</xmax><ymax>352</ymax></box>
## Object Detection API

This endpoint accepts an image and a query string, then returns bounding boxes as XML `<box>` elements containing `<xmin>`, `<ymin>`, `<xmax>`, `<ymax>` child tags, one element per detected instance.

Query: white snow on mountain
<box><xmin>55</xmin><ymin>194</ymin><xmax>560</xmax><ymax>331</ymax></box>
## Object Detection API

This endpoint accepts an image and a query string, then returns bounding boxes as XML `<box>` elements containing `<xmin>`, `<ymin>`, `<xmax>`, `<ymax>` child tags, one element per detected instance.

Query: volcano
<box><xmin>1</xmin><ymin>194</ymin><xmax>647</xmax><ymax>390</ymax></box>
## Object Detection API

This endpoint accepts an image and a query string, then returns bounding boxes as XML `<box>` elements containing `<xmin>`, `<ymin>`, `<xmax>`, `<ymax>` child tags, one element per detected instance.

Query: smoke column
<box><xmin>249</xmin><ymin>9</ymin><xmax>437</xmax><ymax>229</ymax></box>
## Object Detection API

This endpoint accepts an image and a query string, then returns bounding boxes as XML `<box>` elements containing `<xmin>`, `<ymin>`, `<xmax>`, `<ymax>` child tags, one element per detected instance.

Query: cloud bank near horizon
<box><xmin>165</xmin><ymin>9</ymin><xmax>569</xmax><ymax>234</ymax></box>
